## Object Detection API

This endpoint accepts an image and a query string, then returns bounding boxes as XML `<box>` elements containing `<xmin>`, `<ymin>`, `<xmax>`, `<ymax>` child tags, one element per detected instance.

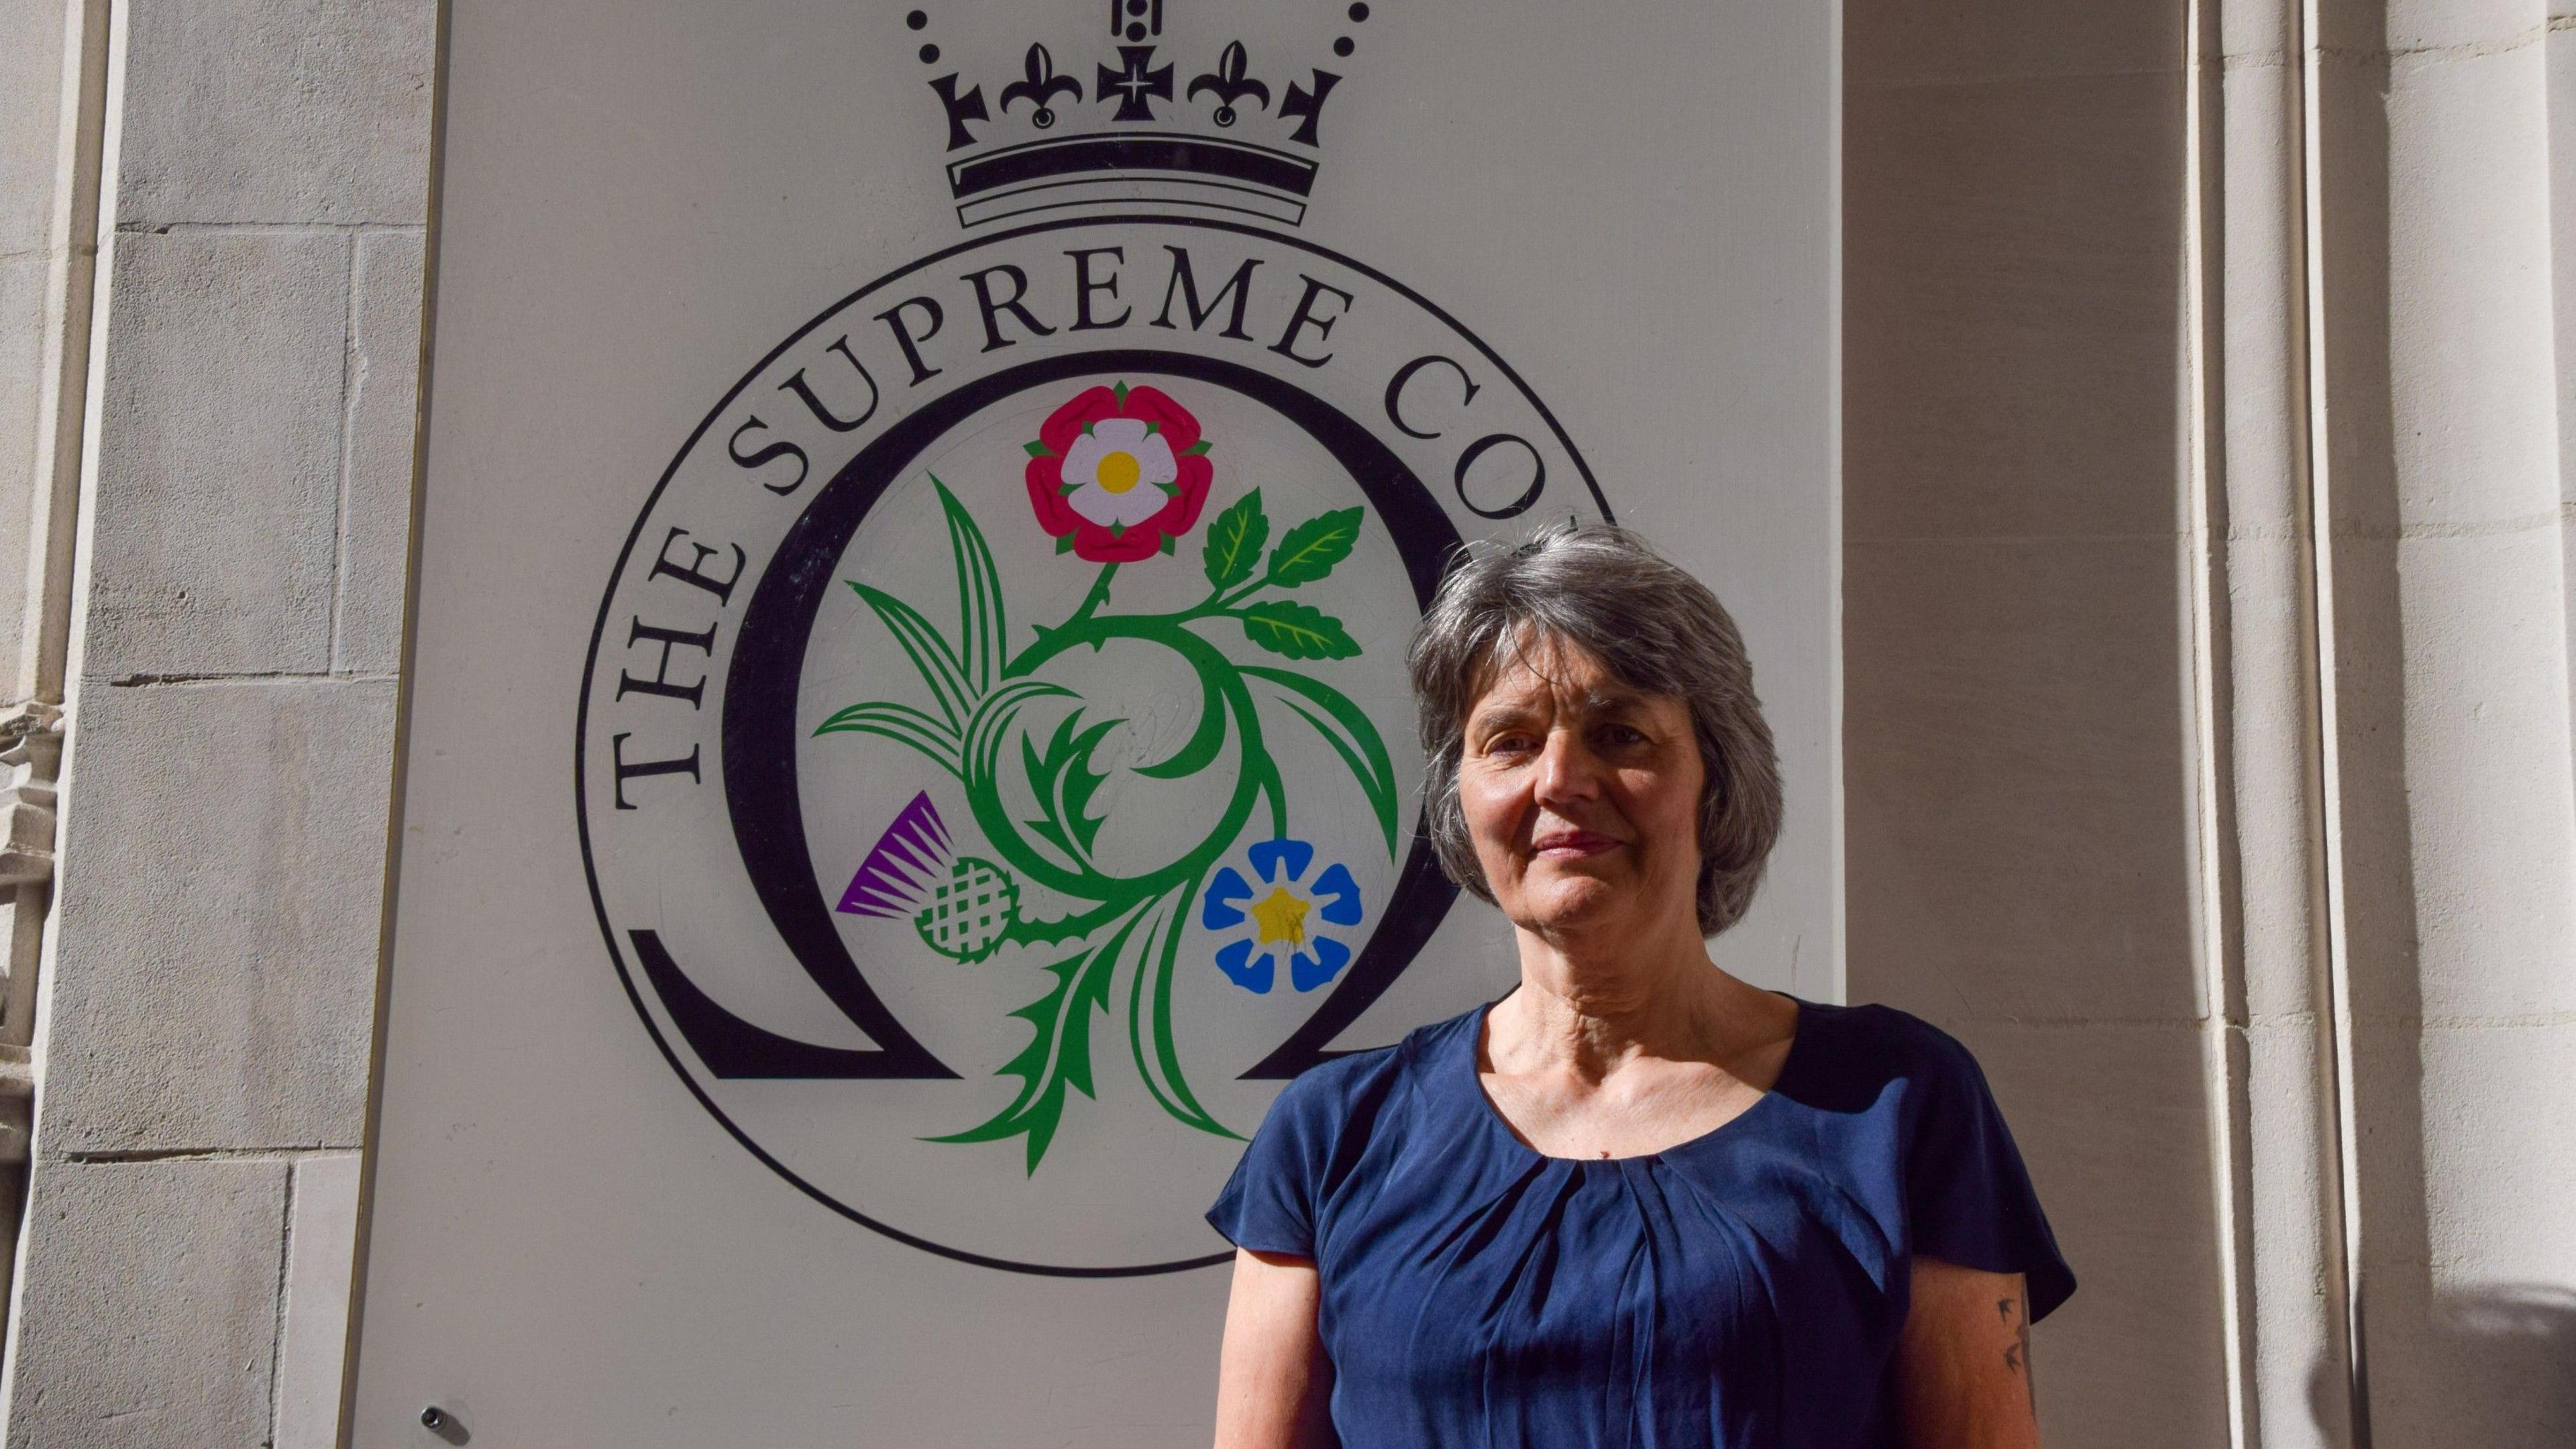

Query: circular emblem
<box><xmin>578</xmin><ymin>217</ymin><xmax>1607</xmax><ymax>1274</ymax></box>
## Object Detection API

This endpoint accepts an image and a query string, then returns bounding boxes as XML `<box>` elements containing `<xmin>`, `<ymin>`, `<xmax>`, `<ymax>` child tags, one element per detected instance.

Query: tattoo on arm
<box><xmin>1998</xmin><ymin>1295</ymin><xmax>2035</xmax><ymax>1414</ymax></box>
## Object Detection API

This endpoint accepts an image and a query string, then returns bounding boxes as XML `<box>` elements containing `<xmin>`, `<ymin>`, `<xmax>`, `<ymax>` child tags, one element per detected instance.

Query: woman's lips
<box><xmin>1532</xmin><ymin>831</ymin><xmax>1621</xmax><ymax>858</ymax></box>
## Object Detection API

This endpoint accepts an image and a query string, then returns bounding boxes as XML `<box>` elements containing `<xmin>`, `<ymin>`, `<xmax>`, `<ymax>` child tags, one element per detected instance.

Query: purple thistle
<box><xmin>836</xmin><ymin>792</ymin><xmax>955</xmax><ymax>917</ymax></box>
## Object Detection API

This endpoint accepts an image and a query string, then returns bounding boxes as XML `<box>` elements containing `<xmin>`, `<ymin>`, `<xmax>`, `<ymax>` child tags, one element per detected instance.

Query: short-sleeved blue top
<box><xmin>1206</xmin><ymin>997</ymin><xmax>2074</xmax><ymax>1448</ymax></box>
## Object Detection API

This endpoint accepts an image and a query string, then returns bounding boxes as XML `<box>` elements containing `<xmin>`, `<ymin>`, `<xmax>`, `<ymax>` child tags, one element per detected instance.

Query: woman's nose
<box><xmin>1532</xmin><ymin>728</ymin><xmax>1603</xmax><ymax>802</ymax></box>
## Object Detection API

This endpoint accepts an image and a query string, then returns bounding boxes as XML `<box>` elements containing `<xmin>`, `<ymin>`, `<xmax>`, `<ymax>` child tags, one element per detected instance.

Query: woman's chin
<box><xmin>1509</xmin><ymin>876</ymin><xmax>1640</xmax><ymax>934</ymax></box>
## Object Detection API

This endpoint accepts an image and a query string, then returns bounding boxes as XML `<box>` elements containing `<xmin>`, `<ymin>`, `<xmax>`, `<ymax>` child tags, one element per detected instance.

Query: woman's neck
<box><xmin>1491</xmin><ymin>913</ymin><xmax>1782</xmax><ymax>1083</ymax></box>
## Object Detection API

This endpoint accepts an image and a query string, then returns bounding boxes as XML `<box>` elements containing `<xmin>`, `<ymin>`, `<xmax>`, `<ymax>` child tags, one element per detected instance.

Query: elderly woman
<box><xmin>1205</xmin><ymin>523</ymin><xmax>2074</xmax><ymax>1448</ymax></box>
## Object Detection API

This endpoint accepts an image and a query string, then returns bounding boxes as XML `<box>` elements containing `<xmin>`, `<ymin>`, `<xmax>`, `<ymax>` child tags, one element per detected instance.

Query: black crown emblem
<box><xmin>904</xmin><ymin>2</ymin><xmax>1370</xmax><ymax>228</ymax></box>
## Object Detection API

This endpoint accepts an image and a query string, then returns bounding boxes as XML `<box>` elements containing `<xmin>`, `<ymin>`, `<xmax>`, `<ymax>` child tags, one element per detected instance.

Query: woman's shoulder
<box><xmin>1786</xmin><ymin>998</ymin><xmax>1996</xmax><ymax>1110</ymax></box>
<box><xmin>1247</xmin><ymin>1005</ymin><xmax>1488</xmax><ymax>1165</ymax></box>
<box><xmin>1264</xmin><ymin>1003</ymin><xmax>1480</xmax><ymax>1122</ymax></box>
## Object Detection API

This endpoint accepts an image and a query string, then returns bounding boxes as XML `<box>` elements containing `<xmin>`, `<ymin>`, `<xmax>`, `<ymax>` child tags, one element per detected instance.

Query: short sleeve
<box><xmin>1902</xmin><ymin>1024</ymin><xmax>2078</xmax><ymax>1321</ymax></box>
<box><xmin>1205</xmin><ymin>1067</ymin><xmax>1341</xmax><ymax>1258</ymax></box>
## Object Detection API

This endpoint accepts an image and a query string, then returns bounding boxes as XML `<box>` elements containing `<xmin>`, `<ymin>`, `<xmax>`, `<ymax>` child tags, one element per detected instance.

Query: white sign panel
<box><xmin>354</xmin><ymin>0</ymin><xmax>1834</xmax><ymax>1440</ymax></box>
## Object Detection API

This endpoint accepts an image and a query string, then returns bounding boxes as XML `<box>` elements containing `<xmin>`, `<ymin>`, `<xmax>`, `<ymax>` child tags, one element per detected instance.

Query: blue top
<box><xmin>1205</xmin><ymin>997</ymin><xmax>2075</xmax><ymax>1448</ymax></box>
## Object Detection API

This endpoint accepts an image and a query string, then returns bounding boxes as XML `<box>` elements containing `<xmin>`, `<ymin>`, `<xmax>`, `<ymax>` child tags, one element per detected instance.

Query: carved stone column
<box><xmin>2308</xmin><ymin>1</ymin><xmax>2576</xmax><ymax>1443</ymax></box>
<box><xmin>0</xmin><ymin>0</ymin><xmax>105</xmax><ymax>1357</ymax></box>
<box><xmin>2190</xmin><ymin>1</ymin><xmax>2363</xmax><ymax>1442</ymax></box>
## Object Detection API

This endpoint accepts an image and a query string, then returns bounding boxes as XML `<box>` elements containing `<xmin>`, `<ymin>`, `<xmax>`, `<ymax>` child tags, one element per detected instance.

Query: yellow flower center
<box><xmin>1248</xmin><ymin>886</ymin><xmax>1309</xmax><ymax>948</ymax></box>
<box><xmin>1095</xmin><ymin>449</ymin><xmax>1142</xmax><ymax>494</ymax></box>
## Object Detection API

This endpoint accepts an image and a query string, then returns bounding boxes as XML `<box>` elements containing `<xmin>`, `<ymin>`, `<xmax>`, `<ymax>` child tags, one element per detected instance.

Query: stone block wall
<box><xmin>0</xmin><ymin>1</ymin><xmax>434</xmax><ymax>1445</ymax></box>
<box><xmin>1850</xmin><ymin>1</ymin><xmax>2576</xmax><ymax>1446</ymax></box>
<box><xmin>1842</xmin><ymin>5</ymin><xmax>2231</xmax><ymax>1443</ymax></box>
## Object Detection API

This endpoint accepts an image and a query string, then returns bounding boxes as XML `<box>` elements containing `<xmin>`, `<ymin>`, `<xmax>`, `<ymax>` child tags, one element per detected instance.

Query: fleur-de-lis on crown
<box><xmin>1000</xmin><ymin>44</ymin><xmax>1084</xmax><ymax>129</ymax></box>
<box><xmin>1186</xmin><ymin>41</ymin><xmax>1271</xmax><ymax>127</ymax></box>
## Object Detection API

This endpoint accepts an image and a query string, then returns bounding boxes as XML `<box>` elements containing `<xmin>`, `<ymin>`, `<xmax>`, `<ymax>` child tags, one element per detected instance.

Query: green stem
<box><xmin>1064</xmin><ymin>561</ymin><xmax>1119</xmax><ymax>630</ymax></box>
<box><xmin>977</xmin><ymin>619</ymin><xmax>1269</xmax><ymax>901</ymax></box>
<box><xmin>1006</xmin><ymin>894</ymin><xmax>1136</xmax><ymax>948</ymax></box>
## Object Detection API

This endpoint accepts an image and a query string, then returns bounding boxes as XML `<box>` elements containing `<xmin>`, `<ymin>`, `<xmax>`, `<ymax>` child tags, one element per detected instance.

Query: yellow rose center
<box><xmin>1095</xmin><ymin>449</ymin><xmax>1142</xmax><ymax>494</ymax></box>
<box><xmin>1248</xmin><ymin>885</ymin><xmax>1310</xmax><ymax>948</ymax></box>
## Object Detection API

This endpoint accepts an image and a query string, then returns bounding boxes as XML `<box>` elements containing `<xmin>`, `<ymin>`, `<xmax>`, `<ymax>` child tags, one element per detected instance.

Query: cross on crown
<box><xmin>902</xmin><ymin>0</ymin><xmax>1372</xmax><ymax>229</ymax></box>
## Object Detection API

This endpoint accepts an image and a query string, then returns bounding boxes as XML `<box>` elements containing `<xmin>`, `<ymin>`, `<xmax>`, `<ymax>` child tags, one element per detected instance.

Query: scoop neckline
<box><xmin>1461</xmin><ymin>991</ymin><xmax>1814</xmax><ymax>1167</ymax></box>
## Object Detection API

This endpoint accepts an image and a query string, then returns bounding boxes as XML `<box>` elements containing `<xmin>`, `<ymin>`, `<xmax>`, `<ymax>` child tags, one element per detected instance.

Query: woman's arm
<box><xmin>1213</xmin><ymin>1248</ymin><xmax>1334</xmax><ymax>1449</ymax></box>
<box><xmin>1897</xmin><ymin>1256</ymin><xmax>2044</xmax><ymax>1449</ymax></box>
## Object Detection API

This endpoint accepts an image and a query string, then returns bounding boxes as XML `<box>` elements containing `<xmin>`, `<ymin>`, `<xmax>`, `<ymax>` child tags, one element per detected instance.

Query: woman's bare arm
<box><xmin>1897</xmin><ymin>1257</ymin><xmax>2044</xmax><ymax>1449</ymax></box>
<box><xmin>1213</xmin><ymin>1248</ymin><xmax>1334</xmax><ymax>1449</ymax></box>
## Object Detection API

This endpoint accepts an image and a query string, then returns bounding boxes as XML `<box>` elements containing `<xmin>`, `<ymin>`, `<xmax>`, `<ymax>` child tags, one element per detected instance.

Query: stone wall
<box><xmin>0</xmin><ymin>2</ymin><xmax>433</xmax><ymax>1445</ymax></box>
<box><xmin>1849</xmin><ymin>0</ymin><xmax>2576</xmax><ymax>1446</ymax></box>
<box><xmin>1843</xmin><ymin>3</ymin><xmax>2231</xmax><ymax>1442</ymax></box>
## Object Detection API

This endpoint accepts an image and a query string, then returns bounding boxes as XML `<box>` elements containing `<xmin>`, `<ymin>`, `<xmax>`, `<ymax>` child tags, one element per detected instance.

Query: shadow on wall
<box><xmin>2310</xmin><ymin>1285</ymin><xmax>2576</xmax><ymax>1445</ymax></box>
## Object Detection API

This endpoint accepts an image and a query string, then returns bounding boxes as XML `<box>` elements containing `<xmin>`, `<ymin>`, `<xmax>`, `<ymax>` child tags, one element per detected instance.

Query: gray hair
<box><xmin>1405</xmin><ymin>521</ymin><xmax>1782</xmax><ymax>936</ymax></box>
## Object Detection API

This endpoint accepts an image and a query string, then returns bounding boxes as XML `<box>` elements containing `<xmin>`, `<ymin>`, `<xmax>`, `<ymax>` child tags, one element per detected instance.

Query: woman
<box><xmin>1207</xmin><ymin>523</ymin><xmax>2074</xmax><ymax>1448</ymax></box>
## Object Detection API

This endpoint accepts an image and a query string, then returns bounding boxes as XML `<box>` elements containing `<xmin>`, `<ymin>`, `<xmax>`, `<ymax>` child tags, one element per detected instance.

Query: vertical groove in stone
<box><xmin>2182</xmin><ymin>6</ymin><xmax>2261</xmax><ymax>1446</ymax></box>
<box><xmin>2295</xmin><ymin>0</ymin><xmax>2374</xmax><ymax>1440</ymax></box>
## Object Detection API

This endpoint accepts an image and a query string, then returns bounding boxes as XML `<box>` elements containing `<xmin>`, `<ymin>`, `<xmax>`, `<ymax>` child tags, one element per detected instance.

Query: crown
<box><xmin>902</xmin><ymin>2</ymin><xmax>1371</xmax><ymax>229</ymax></box>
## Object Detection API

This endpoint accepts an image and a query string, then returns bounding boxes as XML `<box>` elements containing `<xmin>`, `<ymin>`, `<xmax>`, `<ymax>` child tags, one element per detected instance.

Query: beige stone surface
<box><xmin>1845</xmin><ymin>71</ymin><xmax>2186</xmax><ymax>543</ymax></box>
<box><xmin>2378</xmin><ymin>46</ymin><xmax>2559</xmax><ymax>531</ymax></box>
<box><xmin>1846</xmin><ymin>0</ymin><xmax>2179</xmax><ymax>87</ymax></box>
<box><xmin>2371</xmin><ymin>0</ymin><xmax>2553</xmax><ymax>54</ymax></box>
<box><xmin>83</xmin><ymin>229</ymin><xmax>347</xmax><ymax>678</ymax></box>
<box><xmin>116</xmin><ymin>0</ymin><xmax>433</xmax><ymax>226</ymax></box>
<box><xmin>42</xmin><ymin>680</ymin><xmax>395</xmax><ymax>1152</ymax></box>
<box><xmin>1939</xmin><ymin>1018</ymin><xmax>2233</xmax><ymax>1449</ymax></box>
<box><xmin>333</xmin><ymin>229</ymin><xmax>423</xmax><ymax>674</ymax></box>
<box><xmin>1846</xmin><ymin>535</ymin><xmax>2198</xmax><ymax>1021</ymax></box>
<box><xmin>0</xmin><ymin>0</ymin><xmax>70</xmax><ymax>260</ymax></box>
<box><xmin>274</xmin><ymin>1152</ymin><xmax>363</xmax><ymax>1449</ymax></box>
<box><xmin>0</xmin><ymin>252</ymin><xmax>44</xmax><ymax>684</ymax></box>
<box><xmin>5</xmin><ymin>1157</ymin><xmax>287</xmax><ymax>1449</ymax></box>
<box><xmin>2347</xmin><ymin>1020</ymin><xmax>2576</xmax><ymax>1444</ymax></box>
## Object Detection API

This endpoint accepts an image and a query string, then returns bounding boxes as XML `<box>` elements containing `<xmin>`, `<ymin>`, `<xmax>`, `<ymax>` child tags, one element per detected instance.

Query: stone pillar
<box><xmin>2309</xmin><ymin>0</ymin><xmax>2576</xmax><ymax>1442</ymax></box>
<box><xmin>2194</xmin><ymin>1</ymin><xmax>2362</xmax><ymax>1444</ymax></box>
<box><xmin>0</xmin><ymin>2</ymin><xmax>434</xmax><ymax>1446</ymax></box>
<box><xmin>1853</xmin><ymin>0</ymin><xmax>2576</xmax><ymax>1441</ymax></box>
<box><xmin>0</xmin><ymin>0</ymin><xmax>109</xmax><ymax>1336</ymax></box>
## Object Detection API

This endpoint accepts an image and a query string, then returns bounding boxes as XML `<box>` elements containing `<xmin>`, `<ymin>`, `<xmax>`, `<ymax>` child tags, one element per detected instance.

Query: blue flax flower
<box><xmin>1199</xmin><ymin>837</ymin><xmax>1364</xmax><ymax>994</ymax></box>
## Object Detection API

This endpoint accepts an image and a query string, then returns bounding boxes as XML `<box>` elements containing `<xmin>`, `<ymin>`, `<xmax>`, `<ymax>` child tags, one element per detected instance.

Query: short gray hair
<box><xmin>1405</xmin><ymin>521</ymin><xmax>1782</xmax><ymax>936</ymax></box>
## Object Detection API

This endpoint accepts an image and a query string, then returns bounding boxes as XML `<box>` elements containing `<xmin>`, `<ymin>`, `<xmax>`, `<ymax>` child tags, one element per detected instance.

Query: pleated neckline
<box><xmin>1456</xmin><ymin>994</ymin><xmax>1818</xmax><ymax>1170</ymax></box>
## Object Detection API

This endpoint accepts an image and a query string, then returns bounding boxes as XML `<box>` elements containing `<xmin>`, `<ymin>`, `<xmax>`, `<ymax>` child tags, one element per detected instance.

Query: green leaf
<box><xmin>1201</xmin><ymin>488</ymin><xmax>1269</xmax><ymax>590</ymax></box>
<box><xmin>924</xmin><ymin>906</ymin><xmax>1147</xmax><ymax>1173</ymax></box>
<box><xmin>812</xmin><ymin>700</ymin><xmax>964</xmax><ymax>780</ymax></box>
<box><xmin>1183</xmin><ymin>439</ymin><xmax>1212</xmax><ymax>456</ymax></box>
<box><xmin>1158</xmin><ymin>533</ymin><xmax>1176</xmax><ymax>555</ymax></box>
<box><xmin>1264</xmin><ymin>506</ymin><xmax>1364</xmax><ymax>588</ymax></box>
<box><xmin>1238</xmin><ymin>600</ymin><xmax>1362</xmax><ymax>660</ymax></box>
<box><xmin>1112</xmin><ymin>380</ymin><xmax>1129</xmax><ymax>407</ymax></box>
<box><xmin>1134</xmin><ymin>662</ymin><xmax>1225</xmax><ymax>780</ymax></box>
<box><xmin>1018</xmin><ymin>710</ymin><xmax>1120</xmax><ymax>863</ymax></box>
<box><xmin>1056</xmin><ymin>534</ymin><xmax>1077</xmax><ymax>554</ymax></box>
<box><xmin>848</xmin><ymin>582</ymin><xmax>972</xmax><ymax>727</ymax></box>
<box><xmin>1240</xmin><ymin>667</ymin><xmax>1400</xmax><ymax>858</ymax></box>
<box><xmin>1024</xmin><ymin>440</ymin><xmax>1055</xmax><ymax>458</ymax></box>
<box><xmin>928</xmin><ymin>475</ymin><xmax>1006</xmax><ymax>696</ymax></box>
<box><xmin>962</xmin><ymin>678</ymin><xmax>1079</xmax><ymax>792</ymax></box>
<box><xmin>1126</xmin><ymin>894</ymin><xmax>1239</xmax><ymax>1141</ymax></box>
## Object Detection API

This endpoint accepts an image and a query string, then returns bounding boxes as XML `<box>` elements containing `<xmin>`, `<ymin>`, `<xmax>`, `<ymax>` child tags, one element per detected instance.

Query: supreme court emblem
<box><xmin>575</xmin><ymin>3</ymin><xmax>1609</xmax><ymax>1275</ymax></box>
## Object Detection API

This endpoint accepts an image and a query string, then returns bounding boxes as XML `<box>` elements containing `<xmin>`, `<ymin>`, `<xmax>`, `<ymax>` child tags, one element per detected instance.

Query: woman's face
<box><xmin>1456</xmin><ymin>632</ymin><xmax>1707</xmax><ymax>941</ymax></box>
